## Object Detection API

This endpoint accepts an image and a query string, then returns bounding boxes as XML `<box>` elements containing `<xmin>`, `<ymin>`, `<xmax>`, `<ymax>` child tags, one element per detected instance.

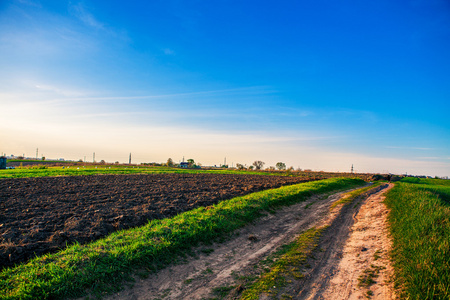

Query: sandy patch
<box><xmin>317</xmin><ymin>183</ymin><xmax>396</xmax><ymax>300</ymax></box>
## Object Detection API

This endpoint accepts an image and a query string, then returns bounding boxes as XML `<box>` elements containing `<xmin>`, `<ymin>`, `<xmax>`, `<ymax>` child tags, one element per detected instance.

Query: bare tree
<box><xmin>252</xmin><ymin>160</ymin><xmax>265</xmax><ymax>170</ymax></box>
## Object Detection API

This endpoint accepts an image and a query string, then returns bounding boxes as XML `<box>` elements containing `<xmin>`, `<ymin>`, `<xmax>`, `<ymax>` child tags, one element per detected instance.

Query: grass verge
<box><xmin>239</xmin><ymin>226</ymin><xmax>326</xmax><ymax>300</ymax></box>
<box><xmin>0</xmin><ymin>178</ymin><xmax>365</xmax><ymax>300</ymax></box>
<box><xmin>384</xmin><ymin>178</ymin><xmax>450</xmax><ymax>299</ymax></box>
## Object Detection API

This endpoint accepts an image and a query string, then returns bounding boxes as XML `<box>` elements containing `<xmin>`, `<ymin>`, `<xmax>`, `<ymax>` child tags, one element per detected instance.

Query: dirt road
<box><xmin>105</xmin><ymin>184</ymin><xmax>394</xmax><ymax>300</ymax></box>
<box><xmin>290</xmin><ymin>183</ymin><xmax>395</xmax><ymax>300</ymax></box>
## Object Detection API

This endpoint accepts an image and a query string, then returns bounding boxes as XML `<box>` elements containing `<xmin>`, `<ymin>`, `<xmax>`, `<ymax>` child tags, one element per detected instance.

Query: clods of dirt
<box><xmin>0</xmin><ymin>173</ymin><xmax>311</xmax><ymax>269</ymax></box>
<box><xmin>248</xmin><ymin>234</ymin><xmax>259</xmax><ymax>242</ymax></box>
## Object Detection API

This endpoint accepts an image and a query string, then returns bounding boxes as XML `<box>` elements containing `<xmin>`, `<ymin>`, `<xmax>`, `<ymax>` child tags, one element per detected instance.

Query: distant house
<box><xmin>180</xmin><ymin>162</ymin><xmax>189</xmax><ymax>168</ymax></box>
<box><xmin>0</xmin><ymin>156</ymin><xmax>6</xmax><ymax>169</ymax></box>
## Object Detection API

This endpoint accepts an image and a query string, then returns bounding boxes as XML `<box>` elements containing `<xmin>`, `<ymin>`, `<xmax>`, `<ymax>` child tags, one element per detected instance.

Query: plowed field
<box><xmin>0</xmin><ymin>173</ymin><xmax>312</xmax><ymax>269</ymax></box>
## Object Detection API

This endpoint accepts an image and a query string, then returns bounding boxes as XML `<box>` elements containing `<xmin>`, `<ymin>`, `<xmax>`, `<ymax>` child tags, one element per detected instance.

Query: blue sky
<box><xmin>1</xmin><ymin>0</ymin><xmax>449</xmax><ymax>176</ymax></box>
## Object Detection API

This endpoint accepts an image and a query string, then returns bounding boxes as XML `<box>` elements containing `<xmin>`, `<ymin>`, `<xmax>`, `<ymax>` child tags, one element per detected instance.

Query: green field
<box><xmin>385</xmin><ymin>178</ymin><xmax>450</xmax><ymax>299</ymax></box>
<box><xmin>0</xmin><ymin>178</ymin><xmax>365</xmax><ymax>300</ymax></box>
<box><xmin>0</xmin><ymin>164</ymin><xmax>373</xmax><ymax>180</ymax></box>
<box><xmin>0</xmin><ymin>165</ymin><xmax>255</xmax><ymax>179</ymax></box>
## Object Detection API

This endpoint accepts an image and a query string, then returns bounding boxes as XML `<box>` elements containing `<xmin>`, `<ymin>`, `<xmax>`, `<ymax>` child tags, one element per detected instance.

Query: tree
<box><xmin>252</xmin><ymin>160</ymin><xmax>265</xmax><ymax>170</ymax></box>
<box><xmin>276</xmin><ymin>162</ymin><xmax>286</xmax><ymax>170</ymax></box>
<box><xmin>187</xmin><ymin>159</ymin><xmax>195</xmax><ymax>167</ymax></box>
<box><xmin>166</xmin><ymin>158</ymin><xmax>174</xmax><ymax>167</ymax></box>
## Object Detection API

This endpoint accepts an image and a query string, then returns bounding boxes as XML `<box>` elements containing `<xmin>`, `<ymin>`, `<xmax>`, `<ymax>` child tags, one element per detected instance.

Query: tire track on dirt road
<box><xmin>104</xmin><ymin>186</ymin><xmax>370</xmax><ymax>300</ymax></box>
<box><xmin>290</xmin><ymin>183</ymin><xmax>394</xmax><ymax>300</ymax></box>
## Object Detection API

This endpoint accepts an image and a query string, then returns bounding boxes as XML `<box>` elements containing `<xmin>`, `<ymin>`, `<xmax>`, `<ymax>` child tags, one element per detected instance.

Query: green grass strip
<box><xmin>0</xmin><ymin>165</ymin><xmax>373</xmax><ymax>180</ymax></box>
<box><xmin>0</xmin><ymin>178</ymin><xmax>365</xmax><ymax>300</ymax></box>
<box><xmin>0</xmin><ymin>165</ymin><xmax>270</xmax><ymax>179</ymax></box>
<box><xmin>400</xmin><ymin>177</ymin><xmax>450</xmax><ymax>186</ymax></box>
<box><xmin>330</xmin><ymin>181</ymin><xmax>384</xmax><ymax>209</ymax></box>
<box><xmin>385</xmin><ymin>180</ymin><xmax>450</xmax><ymax>299</ymax></box>
<box><xmin>240</xmin><ymin>226</ymin><xmax>326</xmax><ymax>299</ymax></box>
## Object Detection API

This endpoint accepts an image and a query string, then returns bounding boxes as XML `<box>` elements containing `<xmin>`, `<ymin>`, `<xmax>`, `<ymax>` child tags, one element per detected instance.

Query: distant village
<box><xmin>0</xmin><ymin>153</ymin><xmax>448</xmax><ymax>180</ymax></box>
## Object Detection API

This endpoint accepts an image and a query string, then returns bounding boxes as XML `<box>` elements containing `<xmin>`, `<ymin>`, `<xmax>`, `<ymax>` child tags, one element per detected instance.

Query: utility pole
<box><xmin>129</xmin><ymin>153</ymin><xmax>131</xmax><ymax>164</ymax></box>
<box><xmin>224</xmin><ymin>157</ymin><xmax>226</xmax><ymax>166</ymax></box>
<box><xmin>93</xmin><ymin>152</ymin><xmax>95</xmax><ymax>163</ymax></box>
<box><xmin>351</xmin><ymin>164</ymin><xmax>354</xmax><ymax>173</ymax></box>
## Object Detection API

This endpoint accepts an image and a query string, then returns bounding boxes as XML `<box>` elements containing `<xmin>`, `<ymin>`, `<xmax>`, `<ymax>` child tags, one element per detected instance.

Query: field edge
<box><xmin>0</xmin><ymin>177</ymin><xmax>365</xmax><ymax>300</ymax></box>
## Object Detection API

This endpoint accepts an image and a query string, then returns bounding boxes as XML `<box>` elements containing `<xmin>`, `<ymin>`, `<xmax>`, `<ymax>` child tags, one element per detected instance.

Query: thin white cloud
<box><xmin>163</xmin><ymin>48</ymin><xmax>175</xmax><ymax>55</ymax></box>
<box><xmin>0</xmin><ymin>5</ymin><xmax>98</xmax><ymax>56</ymax></box>
<box><xmin>16</xmin><ymin>0</ymin><xmax>42</xmax><ymax>8</ymax></box>
<box><xmin>67</xmin><ymin>2</ymin><xmax>129</xmax><ymax>42</ymax></box>
<box><xmin>272</xmin><ymin>108</ymin><xmax>314</xmax><ymax>118</ymax></box>
<box><xmin>386</xmin><ymin>146</ymin><xmax>434</xmax><ymax>150</ymax></box>
<box><xmin>69</xmin><ymin>3</ymin><xmax>104</xmax><ymax>30</ymax></box>
<box><xmin>34</xmin><ymin>84</ymin><xmax>86</xmax><ymax>97</ymax></box>
<box><xmin>66</xmin><ymin>112</ymin><xmax>147</xmax><ymax>119</ymax></box>
<box><xmin>10</xmin><ymin>85</ymin><xmax>274</xmax><ymax>104</ymax></box>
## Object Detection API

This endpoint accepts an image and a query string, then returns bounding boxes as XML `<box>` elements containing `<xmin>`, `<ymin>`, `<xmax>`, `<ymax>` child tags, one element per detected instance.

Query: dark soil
<box><xmin>0</xmin><ymin>173</ymin><xmax>312</xmax><ymax>269</ymax></box>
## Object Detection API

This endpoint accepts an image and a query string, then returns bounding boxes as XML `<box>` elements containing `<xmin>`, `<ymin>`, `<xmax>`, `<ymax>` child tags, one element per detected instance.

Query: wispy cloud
<box><xmin>69</xmin><ymin>3</ymin><xmax>104</xmax><ymax>31</ymax></box>
<box><xmin>272</xmin><ymin>108</ymin><xmax>314</xmax><ymax>118</ymax></box>
<box><xmin>19</xmin><ymin>85</ymin><xmax>274</xmax><ymax>103</ymax></box>
<box><xmin>163</xmin><ymin>48</ymin><xmax>175</xmax><ymax>55</ymax></box>
<box><xmin>386</xmin><ymin>146</ymin><xmax>434</xmax><ymax>151</ymax></box>
<box><xmin>34</xmin><ymin>84</ymin><xmax>86</xmax><ymax>97</ymax></box>
<box><xmin>16</xmin><ymin>0</ymin><xmax>42</xmax><ymax>8</ymax></box>
<box><xmin>0</xmin><ymin>4</ymin><xmax>97</xmax><ymax>56</ymax></box>
<box><xmin>67</xmin><ymin>2</ymin><xmax>129</xmax><ymax>42</ymax></box>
